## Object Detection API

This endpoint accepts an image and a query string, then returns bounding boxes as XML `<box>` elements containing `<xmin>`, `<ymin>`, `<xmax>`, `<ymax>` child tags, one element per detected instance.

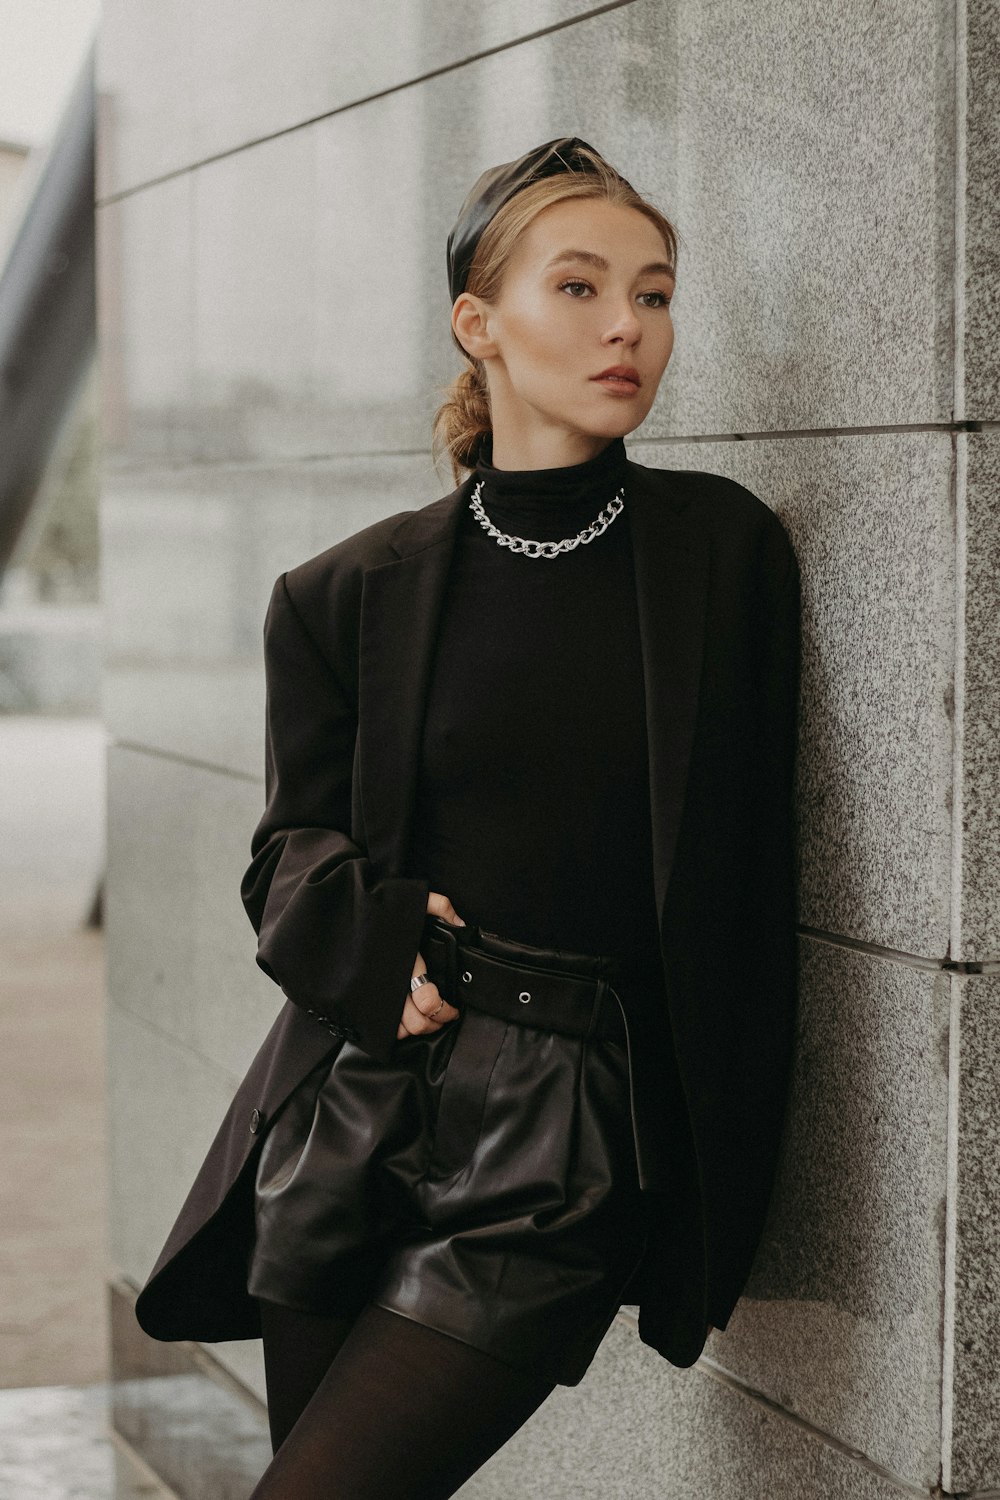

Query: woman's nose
<box><xmin>603</xmin><ymin>302</ymin><xmax>641</xmax><ymax>344</ymax></box>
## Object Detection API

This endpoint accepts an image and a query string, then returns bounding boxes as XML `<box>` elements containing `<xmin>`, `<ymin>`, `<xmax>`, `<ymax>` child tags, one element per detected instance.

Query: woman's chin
<box><xmin>583</xmin><ymin>390</ymin><xmax>652</xmax><ymax>430</ymax></box>
<box><xmin>582</xmin><ymin>412</ymin><xmax>645</xmax><ymax>441</ymax></box>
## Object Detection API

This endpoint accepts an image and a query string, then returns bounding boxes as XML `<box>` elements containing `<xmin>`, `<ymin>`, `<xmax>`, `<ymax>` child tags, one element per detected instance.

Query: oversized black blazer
<box><xmin>133</xmin><ymin>455</ymin><xmax>801</xmax><ymax>1372</ymax></box>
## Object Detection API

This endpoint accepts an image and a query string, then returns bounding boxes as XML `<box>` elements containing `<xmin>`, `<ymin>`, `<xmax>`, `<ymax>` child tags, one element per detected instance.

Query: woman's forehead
<box><xmin>510</xmin><ymin>200</ymin><xmax>673</xmax><ymax>276</ymax></box>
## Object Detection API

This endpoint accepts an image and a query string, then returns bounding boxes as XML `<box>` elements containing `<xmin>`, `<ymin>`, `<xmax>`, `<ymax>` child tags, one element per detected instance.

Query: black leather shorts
<box><xmin>247</xmin><ymin>916</ymin><xmax>651</xmax><ymax>1386</ymax></box>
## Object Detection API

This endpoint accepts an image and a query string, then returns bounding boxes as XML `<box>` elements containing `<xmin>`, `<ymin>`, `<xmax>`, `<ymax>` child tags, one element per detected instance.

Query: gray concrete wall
<box><xmin>96</xmin><ymin>2</ymin><xmax>999</xmax><ymax>1494</ymax></box>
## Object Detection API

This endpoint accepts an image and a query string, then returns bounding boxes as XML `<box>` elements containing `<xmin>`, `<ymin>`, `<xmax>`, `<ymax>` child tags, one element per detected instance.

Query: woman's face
<box><xmin>453</xmin><ymin>196</ymin><xmax>675</xmax><ymax>462</ymax></box>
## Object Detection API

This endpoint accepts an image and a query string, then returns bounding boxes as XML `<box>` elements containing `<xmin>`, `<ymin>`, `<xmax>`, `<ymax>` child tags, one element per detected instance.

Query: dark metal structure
<box><xmin>0</xmin><ymin>39</ymin><xmax>95</xmax><ymax>572</ymax></box>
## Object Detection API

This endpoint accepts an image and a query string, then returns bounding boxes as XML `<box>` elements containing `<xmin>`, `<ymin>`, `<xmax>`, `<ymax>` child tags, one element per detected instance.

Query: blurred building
<box><xmin>0</xmin><ymin>135</ymin><xmax>31</xmax><ymax>242</ymax></box>
<box><xmin>0</xmin><ymin>106</ymin><xmax>100</xmax><ymax>713</ymax></box>
<box><xmin>96</xmin><ymin>5</ymin><xmax>1000</xmax><ymax>1499</ymax></box>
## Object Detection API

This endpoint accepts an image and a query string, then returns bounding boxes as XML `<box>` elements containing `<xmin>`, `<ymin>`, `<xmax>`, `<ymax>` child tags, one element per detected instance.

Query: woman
<box><xmin>134</xmin><ymin>138</ymin><xmax>801</xmax><ymax>1498</ymax></box>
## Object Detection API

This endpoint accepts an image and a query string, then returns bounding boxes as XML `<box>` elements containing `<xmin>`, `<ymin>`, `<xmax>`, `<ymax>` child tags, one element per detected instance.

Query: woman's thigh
<box><xmin>251</xmin><ymin>1299</ymin><xmax>556</xmax><ymax>1500</ymax></box>
<box><xmin>257</xmin><ymin>1296</ymin><xmax>362</xmax><ymax>1453</ymax></box>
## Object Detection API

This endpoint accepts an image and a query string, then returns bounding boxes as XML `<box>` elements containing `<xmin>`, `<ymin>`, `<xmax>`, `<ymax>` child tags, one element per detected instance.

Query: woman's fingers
<box><xmin>396</xmin><ymin>892</ymin><xmax>466</xmax><ymax>1037</ymax></box>
<box><xmin>396</xmin><ymin>986</ymin><xmax>461</xmax><ymax>1038</ymax></box>
<box><xmin>396</xmin><ymin>950</ymin><xmax>461</xmax><ymax>1040</ymax></box>
<box><xmin>425</xmin><ymin>890</ymin><xmax>466</xmax><ymax>927</ymax></box>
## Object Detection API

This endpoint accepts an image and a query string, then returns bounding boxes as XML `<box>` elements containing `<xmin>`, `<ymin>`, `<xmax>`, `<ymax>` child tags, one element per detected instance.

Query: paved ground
<box><xmin>0</xmin><ymin>715</ymin><xmax>171</xmax><ymax>1496</ymax></box>
<box><xmin>0</xmin><ymin>1384</ymin><xmax>178</xmax><ymax>1498</ymax></box>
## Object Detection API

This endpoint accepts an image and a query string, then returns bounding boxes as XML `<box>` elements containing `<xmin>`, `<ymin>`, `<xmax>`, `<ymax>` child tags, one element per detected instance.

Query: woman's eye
<box><xmin>558</xmin><ymin>279</ymin><xmax>672</xmax><ymax>308</ymax></box>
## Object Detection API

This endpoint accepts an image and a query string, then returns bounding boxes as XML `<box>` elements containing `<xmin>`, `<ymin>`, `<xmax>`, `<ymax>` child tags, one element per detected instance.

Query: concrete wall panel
<box><xmin>100</xmin><ymin>453</ymin><xmax>446</xmax><ymax>764</ymax></box>
<box><xmin>99</xmin><ymin>0</ymin><xmax>953</xmax><ymax>471</ymax></box>
<box><xmin>959</xmin><ymin>430</ymin><xmax>1000</xmax><ymax>960</ymax></box>
<box><xmin>642</xmin><ymin>431</ymin><xmax>955</xmax><ymax>959</ymax></box>
<box><xmin>711</xmin><ymin>941</ymin><xmax>947</xmax><ymax>1489</ymax></box>
<box><xmin>96</xmin><ymin>1</ymin><xmax>617</xmax><ymax>198</ymax></box>
<box><xmin>458</xmin><ymin>1316</ymin><xmax>924</xmax><ymax>1498</ymax></box>
<box><xmin>105</xmin><ymin>744</ymin><xmax>276</xmax><ymax>1074</ymax></box>
<box><xmin>948</xmin><ymin>971</ymin><xmax>1000</xmax><ymax>1491</ymax></box>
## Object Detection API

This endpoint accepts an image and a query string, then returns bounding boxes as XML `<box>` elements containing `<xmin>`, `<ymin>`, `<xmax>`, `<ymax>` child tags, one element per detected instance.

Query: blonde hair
<box><xmin>432</xmin><ymin>148</ymin><xmax>679</xmax><ymax>486</ymax></box>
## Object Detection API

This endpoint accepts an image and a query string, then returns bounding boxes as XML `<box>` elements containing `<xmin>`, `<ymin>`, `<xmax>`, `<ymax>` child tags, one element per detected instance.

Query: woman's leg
<box><xmin>257</xmin><ymin>1297</ymin><xmax>363</xmax><ymax>1454</ymax></box>
<box><xmin>250</xmin><ymin>1299</ymin><xmax>557</xmax><ymax>1500</ymax></box>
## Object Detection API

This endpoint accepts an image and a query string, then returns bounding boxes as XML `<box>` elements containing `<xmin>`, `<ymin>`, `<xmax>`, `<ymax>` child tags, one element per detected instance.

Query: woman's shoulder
<box><xmin>275</xmin><ymin>486</ymin><xmax>463</xmax><ymax>640</ymax></box>
<box><xmin>628</xmin><ymin>458</ymin><xmax>797</xmax><ymax>583</ymax></box>
<box><xmin>284</xmin><ymin>507</ymin><xmax>417</xmax><ymax>592</ymax></box>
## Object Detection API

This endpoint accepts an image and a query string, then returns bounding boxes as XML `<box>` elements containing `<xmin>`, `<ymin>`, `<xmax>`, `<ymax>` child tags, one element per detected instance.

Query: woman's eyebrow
<box><xmin>544</xmin><ymin>248</ymin><xmax>676</xmax><ymax>281</ymax></box>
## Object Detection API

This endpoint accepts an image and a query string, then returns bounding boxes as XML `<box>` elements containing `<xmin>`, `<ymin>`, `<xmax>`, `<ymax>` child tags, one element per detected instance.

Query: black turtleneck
<box><xmin>405</xmin><ymin>434</ymin><xmax>663</xmax><ymax>980</ymax></box>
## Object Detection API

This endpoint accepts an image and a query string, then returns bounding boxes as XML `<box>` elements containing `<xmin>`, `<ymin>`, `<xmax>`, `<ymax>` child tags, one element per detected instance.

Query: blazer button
<box><xmin>249</xmin><ymin>1108</ymin><xmax>262</xmax><ymax>1134</ymax></box>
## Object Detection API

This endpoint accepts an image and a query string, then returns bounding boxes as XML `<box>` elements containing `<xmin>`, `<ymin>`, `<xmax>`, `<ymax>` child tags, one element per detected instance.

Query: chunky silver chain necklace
<box><xmin>468</xmin><ymin>479</ymin><xmax>625</xmax><ymax>560</ymax></box>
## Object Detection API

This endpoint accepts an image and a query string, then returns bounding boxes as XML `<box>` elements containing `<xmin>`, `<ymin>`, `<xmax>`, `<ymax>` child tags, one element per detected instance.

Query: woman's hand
<box><xmin>396</xmin><ymin>891</ymin><xmax>465</xmax><ymax>1040</ymax></box>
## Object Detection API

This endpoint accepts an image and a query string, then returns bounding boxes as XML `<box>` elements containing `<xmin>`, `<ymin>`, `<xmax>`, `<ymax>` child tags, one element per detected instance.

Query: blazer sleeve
<box><xmin>704</xmin><ymin>530</ymin><xmax>802</xmax><ymax>1333</ymax></box>
<box><xmin>239</xmin><ymin>570</ymin><xmax>430</xmax><ymax>1064</ymax></box>
<box><xmin>753</xmin><ymin>533</ymin><xmax>801</xmax><ymax>991</ymax></box>
<box><xmin>740</xmin><ymin>532</ymin><xmax>802</xmax><ymax>1229</ymax></box>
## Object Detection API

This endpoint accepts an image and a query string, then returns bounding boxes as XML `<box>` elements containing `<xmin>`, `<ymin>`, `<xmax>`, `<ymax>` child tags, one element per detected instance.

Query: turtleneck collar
<box><xmin>472</xmin><ymin>434</ymin><xmax>629</xmax><ymax>536</ymax></box>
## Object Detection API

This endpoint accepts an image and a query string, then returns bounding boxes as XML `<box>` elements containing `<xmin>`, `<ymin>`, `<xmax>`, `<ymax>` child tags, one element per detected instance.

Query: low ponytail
<box><xmin>432</xmin><ymin>349</ymin><xmax>492</xmax><ymax>486</ymax></box>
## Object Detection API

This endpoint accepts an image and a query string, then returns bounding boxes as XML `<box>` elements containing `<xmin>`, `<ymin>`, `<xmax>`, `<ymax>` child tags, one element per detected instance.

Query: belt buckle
<box><xmin>424</xmin><ymin>915</ymin><xmax>474</xmax><ymax>1005</ymax></box>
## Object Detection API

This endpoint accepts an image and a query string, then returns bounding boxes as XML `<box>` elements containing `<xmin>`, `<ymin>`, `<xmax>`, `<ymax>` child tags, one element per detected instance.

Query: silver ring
<box><xmin>410</xmin><ymin>972</ymin><xmax>431</xmax><ymax>992</ymax></box>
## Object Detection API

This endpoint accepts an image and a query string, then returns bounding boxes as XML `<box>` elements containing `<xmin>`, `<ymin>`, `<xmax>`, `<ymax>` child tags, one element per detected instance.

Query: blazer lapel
<box><xmin>357</xmin><ymin>474</ymin><xmax>476</xmax><ymax>876</ymax></box>
<box><xmin>625</xmin><ymin>463</ymin><xmax>710</xmax><ymax>930</ymax></box>
<box><xmin>356</xmin><ymin>460</ymin><xmax>709</xmax><ymax>942</ymax></box>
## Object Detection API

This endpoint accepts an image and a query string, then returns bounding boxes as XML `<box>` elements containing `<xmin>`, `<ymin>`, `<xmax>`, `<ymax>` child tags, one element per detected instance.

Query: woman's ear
<box><xmin>452</xmin><ymin>293</ymin><xmax>498</xmax><ymax>361</ymax></box>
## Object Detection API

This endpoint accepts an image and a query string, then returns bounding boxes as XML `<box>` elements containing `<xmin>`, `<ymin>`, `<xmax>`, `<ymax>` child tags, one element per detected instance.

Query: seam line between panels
<box><xmin>96</xmin><ymin>0</ymin><xmax>638</xmax><ymax>205</ymax></box>
<box><xmin>941</xmin><ymin>0</ymin><xmax>968</xmax><ymax>1477</ymax></box>
<box><xmin>111</xmin><ymin>739</ymin><xmax>261</xmax><ymax>783</ymax></box>
<box><xmin>609</xmin><ymin>1338</ymin><xmax>932</xmax><ymax>1497</ymax></box>
<box><xmin>98</xmin><ymin>422</ymin><xmax>1000</xmax><ymax>480</ymax></box>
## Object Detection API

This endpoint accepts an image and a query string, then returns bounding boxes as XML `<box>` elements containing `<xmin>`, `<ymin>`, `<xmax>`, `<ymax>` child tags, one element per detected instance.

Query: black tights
<box><xmin>249</xmin><ymin>1297</ymin><xmax>558</xmax><ymax>1499</ymax></box>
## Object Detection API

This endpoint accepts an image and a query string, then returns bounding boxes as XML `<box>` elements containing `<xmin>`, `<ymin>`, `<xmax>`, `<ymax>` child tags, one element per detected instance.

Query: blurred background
<box><xmin>2</xmin><ymin>2</ymin><xmax>999</xmax><ymax>1498</ymax></box>
<box><xmin>0</xmin><ymin>0</ymin><xmax>132</xmax><ymax>1493</ymax></box>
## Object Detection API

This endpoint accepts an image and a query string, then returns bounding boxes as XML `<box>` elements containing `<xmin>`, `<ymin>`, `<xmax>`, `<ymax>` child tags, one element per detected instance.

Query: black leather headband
<box><xmin>445</xmin><ymin>136</ymin><xmax>633</xmax><ymax>305</ymax></box>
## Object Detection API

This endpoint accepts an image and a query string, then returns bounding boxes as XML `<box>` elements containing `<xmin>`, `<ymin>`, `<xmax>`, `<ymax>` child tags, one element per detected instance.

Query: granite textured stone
<box><xmin>965</xmin><ymin>0</ymin><xmax>1000</xmax><ymax>420</ymax></box>
<box><xmin>108</xmin><ymin>1276</ymin><xmax>929</xmax><ymax>1500</ymax></box>
<box><xmin>100</xmin><ymin>452</ymin><xmax>449</xmax><ymax>765</ymax></box>
<box><xmin>705</xmin><ymin>938</ymin><xmax>947</xmax><ymax>1489</ymax></box>
<box><xmin>456</xmin><ymin>1316</ymin><xmax>925</xmax><ymax>1498</ymax></box>
<box><xmin>97</xmin><ymin>0</ymin><xmax>956</xmax><ymax>470</ymax></box>
<box><xmin>959</xmin><ymin>431</ymin><xmax>1000</xmax><ymax>961</ymax></box>
<box><xmin>105</xmin><ymin>745</ymin><xmax>280</xmax><ymax>1079</ymax></box>
<box><xmin>95</xmin><ymin>0</ymin><xmax>615</xmax><ymax>197</ymax></box>
<box><xmin>638</xmin><ymin>431</ymin><xmax>955</xmax><ymax>961</ymax></box>
<box><xmin>101</xmin><ymin>440</ymin><xmax>961</xmax><ymax>977</ymax></box>
<box><xmin>653</xmin><ymin>0</ymin><xmax>954</xmax><ymax>438</ymax></box>
<box><xmin>106</xmin><ymin>1003</ymin><xmax>254</xmax><ymax>1297</ymax></box>
<box><xmin>948</xmin><ymin>972</ymin><xmax>1000</xmax><ymax>1492</ymax></box>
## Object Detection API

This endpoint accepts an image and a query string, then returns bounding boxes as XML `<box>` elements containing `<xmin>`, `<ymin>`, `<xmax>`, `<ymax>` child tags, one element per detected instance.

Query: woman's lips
<box><xmin>592</xmin><ymin>374</ymin><xmax>641</xmax><ymax>394</ymax></box>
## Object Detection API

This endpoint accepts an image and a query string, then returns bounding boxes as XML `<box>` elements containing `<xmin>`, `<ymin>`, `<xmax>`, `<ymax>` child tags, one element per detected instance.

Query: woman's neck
<box><xmin>486</xmin><ymin>428</ymin><xmax>624</xmax><ymax>472</ymax></box>
<box><xmin>472</xmin><ymin>432</ymin><xmax>629</xmax><ymax>529</ymax></box>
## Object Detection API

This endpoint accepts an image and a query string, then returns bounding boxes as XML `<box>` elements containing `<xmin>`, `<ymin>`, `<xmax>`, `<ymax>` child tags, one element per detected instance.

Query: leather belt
<box><xmin>421</xmin><ymin>914</ymin><xmax>628</xmax><ymax>1049</ymax></box>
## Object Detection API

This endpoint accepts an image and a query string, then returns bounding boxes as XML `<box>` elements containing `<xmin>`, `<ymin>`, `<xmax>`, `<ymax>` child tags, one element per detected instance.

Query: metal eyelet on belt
<box><xmin>462</xmin><ymin>970</ymin><xmax>472</xmax><ymax>983</ymax></box>
<box><xmin>518</xmin><ymin>991</ymin><xmax>531</xmax><ymax>1004</ymax></box>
